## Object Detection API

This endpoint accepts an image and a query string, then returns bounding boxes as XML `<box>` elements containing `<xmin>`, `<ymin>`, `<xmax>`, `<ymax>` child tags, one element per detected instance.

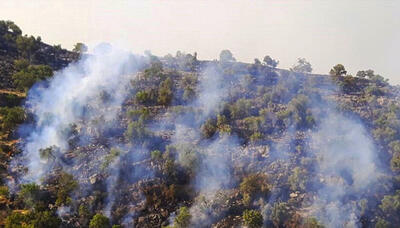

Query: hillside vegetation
<box><xmin>1</xmin><ymin>21</ymin><xmax>400</xmax><ymax>228</ymax></box>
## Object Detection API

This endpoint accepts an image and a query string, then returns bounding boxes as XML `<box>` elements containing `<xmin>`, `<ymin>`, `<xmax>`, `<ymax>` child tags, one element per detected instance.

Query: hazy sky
<box><xmin>1</xmin><ymin>0</ymin><xmax>399</xmax><ymax>83</ymax></box>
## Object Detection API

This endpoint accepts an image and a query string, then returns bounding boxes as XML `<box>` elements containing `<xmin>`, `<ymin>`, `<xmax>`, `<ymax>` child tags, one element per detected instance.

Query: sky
<box><xmin>1</xmin><ymin>0</ymin><xmax>400</xmax><ymax>83</ymax></box>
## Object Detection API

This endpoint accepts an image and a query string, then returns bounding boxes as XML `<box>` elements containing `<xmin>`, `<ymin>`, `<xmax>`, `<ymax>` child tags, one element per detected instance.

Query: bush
<box><xmin>158</xmin><ymin>78</ymin><xmax>173</xmax><ymax>105</ymax></box>
<box><xmin>201</xmin><ymin>118</ymin><xmax>217</xmax><ymax>138</ymax></box>
<box><xmin>174</xmin><ymin>206</ymin><xmax>191</xmax><ymax>228</ymax></box>
<box><xmin>89</xmin><ymin>214</ymin><xmax>110</xmax><ymax>228</ymax></box>
<box><xmin>240</xmin><ymin>174</ymin><xmax>269</xmax><ymax>205</ymax></box>
<box><xmin>12</xmin><ymin>64</ymin><xmax>53</xmax><ymax>91</ymax></box>
<box><xmin>230</xmin><ymin>99</ymin><xmax>252</xmax><ymax>119</ymax></box>
<box><xmin>0</xmin><ymin>106</ymin><xmax>25</xmax><ymax>132</ymax></box>
<box><xmin>135</xmin><ymin>90</ymin><xmax>156</xmax><ymax>105</ymax></box>
<box><xmin>124</xmin><ymin>120</ymin><xmax>151</xmax><ymax>143</ymax></box>
<box><xmin>243</xmin><ymin>209</ymin><xmax>263</xmax><ymax>228</ymax></box>
<box><xmin>102</xmin><ymin>148</ymin><xmax>121</xmax><ymax>170</ymax></box>
<box><xmin>54</xmin><ymin>172</ymin><xmax>78</xmax><ymax>206</ymax></box>
<box><xmin>151</xmin><ymin>150</ymin><xmax>162</xmax><ymax>161</ymax></box>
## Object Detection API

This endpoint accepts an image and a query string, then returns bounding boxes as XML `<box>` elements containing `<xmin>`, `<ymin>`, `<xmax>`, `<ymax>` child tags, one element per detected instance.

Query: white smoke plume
<box><xmin>308</xmin><ymin>111</ymin><xmax>379</xmax><ymax>227</ymax></box>
<box><xmin>12</xmin><ymin>43</ymin><xmax>148</xmax><ymax>182</ymax></box>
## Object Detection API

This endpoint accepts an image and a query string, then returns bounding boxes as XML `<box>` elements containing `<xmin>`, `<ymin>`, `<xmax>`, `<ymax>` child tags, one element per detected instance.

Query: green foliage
<box><xmin>89</xmin><ymin>214</ymin><xmax>110</xmax><ymax>228</ymax></box>
<box><xmin>12</xmin><ymin>63</ymin><xmax>53</xmax><ymax>91</ymax></box>
<box><xmin>263</xmin><ymin>55</ymin><xmax>279</xmax><ymax>68</ymax></box>
<box><xmin>158</xmin><ymin>78</ymin><xmax>173</xmax><ymax>105</ymax></box>
<box><xmin>174</xmin><ymin>206</ymin><xmax>191</xmax><ymax>228</ymax></box>
<box><xmin>18</xmin><ymin>183</ymin><xmax>44</xmax><ymax>210</ymax></box>
<box><xmin>124</xmin><ymin>120</ymin><xmax>151</xmax><ymax>143</ymax></box>
<box><xmin>230</xmin><ymin>99</ymin><xmax>252</xmax><ymax>119</ymax></box>
<box><xmin>329</xmin><ymin>64</ymin><xmax>347</xmax><ymax>76</ymax></box>
<box><xmin>0</xmin><ymin>185</ymin><xmax>9</xmax><ymax>198</ymax></box>
<box><xmin>303</xmin><ymin>217</ymin><xmax>324</xmax><ymax>228</ymax></box>
<box><xmin>135</xmin><ymin>90</ymin><xmax>157</xmax><ymax>105</ymax></box>
<box><xmin>29</xmin><ymin>211</ymin><xmax>62</xmax><ymax>228</ymax></box>
<box><xmin>0</xmin><ymin>106</ymin><xmax>25</xmax><ymax>132</ymax></box>
<box><xmin>216</xmin><ymin>114</ymin><xmax>231</xmax><ymax>135</ymax></box>
<box><xmin>242</xmin><ymin>209</ymin><xmax>263</xmax><ymax>228</ymax></box>
<box><xmin>143</xmin><ymin>57</ymin><xmax>164</xmax><ymax>79</ymax></box>
<box><xmin>201</xmin><ymin>118</ymin><xmax>217</xmax><ymax>138</ymax></box>
<box><xmin>0</xmin><ymin>20</ymin><xmax>22</xmax><ymax>36</ymax></box>
<box><xmin>16</xmin><ymin>35</ymin><xmax>39</xmax><ymax>58</ymax></box>
<box><xmin>240</xmin><ymin>173</ymin><xmax>269</xmax><ymax>205</ymax></box>
<box><xmin>151</xmin><ymin>150</ymin><xmax>162</xmax><ymax>160</ymax></box>
<box><xmin>4</xmin><ymin>211</ymin><xmax>60</xmax><ymax>228</ymax></box>
<box><xmin>73</xmin><ymin>42</ymin><xmax>88</xmax><ymax>53</ymax></box>
<box><xmin>379</xmin><ymin>190</ymin><xmax>400</xmax><ymax>215</ymax></box>
<box><xmin>102</xmin><ymin>148</ymin><xmax>121</xmax><ymax>170</ymax></box>
<box><xmin>54</xmin><ymin>172</ymin><xmax>78</xmax><ymax>206</ymax></box>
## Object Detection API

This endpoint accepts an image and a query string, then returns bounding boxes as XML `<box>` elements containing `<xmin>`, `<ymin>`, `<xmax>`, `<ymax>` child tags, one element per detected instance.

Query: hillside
<box><xmin>1</xmin><ymin>21</ymin><xmax>400</xmax><ymax>228</ymax></box>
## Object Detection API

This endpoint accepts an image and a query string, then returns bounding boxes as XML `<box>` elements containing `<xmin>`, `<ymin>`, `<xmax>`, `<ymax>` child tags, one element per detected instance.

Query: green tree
<box><xmin>73</xmin><ymin>42</ymin><xmax>88</xmax><ymax>53</ymax></box>
<box><xmin>174</xmin><ymin>206</ymin><xmax>191</xmax><ymax>228</ymax></box>
<box><xmin>219</xmin><ymin>50</ymin><xmax>236</xmax><ymax>62</ymax></box>
<box><xmin>89</xmin><ymin>214</ymin><xmax>110</xmax><ymax>228</ymax></box>
<box><xmin>12</xmin><ymin>64</ymin><xmax>53</xmax><ymax>91</ymax></box>
<box><xmin>158</xmin><ymin>78</ymin><xmax>173</xmax><ymax>105</ymax></box>
<box><xmin>243</xmin><ymin>209</ymin><xmax>263</xmax><ymax>228</ymax></box>
<box><xmin>329</xmin><ymin>64</ymin><xmax>347</xmax><ymax>76</ymax></box>
<box><xmin>16</xmin><ymin>35</ymin><xmax>39</xmax><ymax>59</ymax></box>
<box><xmin>263</xmin><ymin>55</ymin><xmax>279</xmax><ymax>68</ymax></box>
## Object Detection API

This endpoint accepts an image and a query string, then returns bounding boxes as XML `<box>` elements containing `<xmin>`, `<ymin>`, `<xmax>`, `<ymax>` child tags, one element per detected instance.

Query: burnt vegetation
<box><xmin>0</xmin><ymin>21</ymin><xmax>400</xmax><ymax>227</ymax></box>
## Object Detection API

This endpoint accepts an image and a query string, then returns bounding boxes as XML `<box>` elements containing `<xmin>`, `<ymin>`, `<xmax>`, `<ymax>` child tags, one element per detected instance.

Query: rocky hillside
<box><xmin>1</xmin><ymin>21</ymin><xmax>400</xmax><ymax>228</ymax></box>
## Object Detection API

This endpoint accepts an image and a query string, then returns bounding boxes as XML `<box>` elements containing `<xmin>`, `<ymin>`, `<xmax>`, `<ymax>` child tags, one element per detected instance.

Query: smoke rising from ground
<box><xmin>12</xmin><ymin>44</ymin><xmax>148</xmax><ymax>182</ymax></box>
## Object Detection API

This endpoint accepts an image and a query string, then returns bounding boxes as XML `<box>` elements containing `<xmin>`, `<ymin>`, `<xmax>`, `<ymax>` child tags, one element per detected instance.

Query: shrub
<box><xmin>89</xmin><ymin>214</ymin><xmax>110</xmax><ymax>228</ymax></box>
<box><xmin>158</xmin><ymin>78</ymin><xmax>173</xmax><ymax>105</ymax></box>
<box><xmin>201</xmin><ymin>118</ymin><xmax>217</xmax><ymax>138</ymax></box>
<box><xmin>54</xmin><ymin>172</ymin><xmax>78</xmax><ymax>206</ymax></box>
<box><xmin>151</xmin><ymin>150</ymin><xmax>162</xmax><ymax>160</ymax></box>
<box><xmin>12</xmin><ymin>64</ymin><xmax>53</xmax><ymax>91</ymax></box>
<box><xmin>240</xmin><ymin>173</ymin><xmax>269</xmax><ymax>205</ymax></box>
<box><xmin>243</xmin><ymin>209</ymin><xmax>263</xmax><ymax>228</ymax></box>
<box><xmin>174</xmin><ymin>206</ymin><xmax>191</xmax><ymax>228</ymax></box>
<box><xmin>0</xmin><ymin>106</ymin><xmax>25</xmax><ymax>132</ymax></box>
<box><xmin>230</xmin><ymin>99</ymin><xmax>252</xmax><ymax>119</ymax></box>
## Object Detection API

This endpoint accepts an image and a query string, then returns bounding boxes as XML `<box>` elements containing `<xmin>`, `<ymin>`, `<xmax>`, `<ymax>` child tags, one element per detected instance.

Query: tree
<box><xmin>329</xmin><ymin>64</ymin><xmax>347</xmax><ymax>76</ymax></box>
<box><xmin>254</xmin><ymin>58</ymin><xmax>261</xmax><ymax>65</ymax></box>
<box><xmin>158</xmin><ymin>78</ymin><xmax>173</xmax><ymax>105</ymax></box>
<box><xmin>263</xmin><ymin>55</ymin><xmax>279</xmax><ymax>68</ymax></box>
<box><xmin>16</xmin><ymin>35</ymin><xmax>39</xmax><ymax>59</ymax></box>
<box><xmin>356</xmin><ymin>69</ymin><xmax>374</xmax><ymax>78</ymax></box>
<box><xmin>290</xmin><ymin>58</ymin><xmax>312</xmax><ymax>73</ymax></box>
<box><xmin>219</xmin><ymin>50</ymin><xmax>236</xmax><ymax>62</ymax></box>
<box><xmin>73</xmin><ymin>42</ymin><xmax>88</xmax><ymax>53</ymax></box>
<box><xmin>174</xmin><ymin>206</ymin><xmax>191</xmax><ymax>228</ymax></box>
<box><xmin>12</xmin><ymin>64</ymin><xmax>53</xmax><ymax>91</ymax></box>
<box><xmin>243</xmin><ymin>209</ymin><xmax>263</xmax><ymax>228</ymax></box>
<box><xmin>89</xmin><ymin>214</ymin><xmax>110</xmax><ymax>228</ymax></box>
